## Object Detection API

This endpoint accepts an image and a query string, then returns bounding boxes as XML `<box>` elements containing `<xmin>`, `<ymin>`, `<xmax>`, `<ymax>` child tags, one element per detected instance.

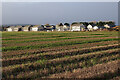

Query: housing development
<box><xmin>2</xmin><ymin>21</ymin><xmax>119</xmax><ymax>32</ymax></box>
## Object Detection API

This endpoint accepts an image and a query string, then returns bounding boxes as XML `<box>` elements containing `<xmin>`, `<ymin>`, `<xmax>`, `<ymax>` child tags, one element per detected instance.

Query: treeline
<box><xmin>72</xmin><ymin>21</ymin><xmax>115</xmax><ymax>27</ymax></box>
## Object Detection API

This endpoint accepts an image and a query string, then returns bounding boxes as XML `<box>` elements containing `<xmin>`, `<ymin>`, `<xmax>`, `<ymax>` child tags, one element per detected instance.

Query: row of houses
<box><xmin>6</xmin><ymin>24</ymin><xmax>55</xmax><ymax>32</ymax></box>
<box><xmin>5</xmin><ymin>23</ymin><xmax>114</xmax><ymax>32</ymax></box>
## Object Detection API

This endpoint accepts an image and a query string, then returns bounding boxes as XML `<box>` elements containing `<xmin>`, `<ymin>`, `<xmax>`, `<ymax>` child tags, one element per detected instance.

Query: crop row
<box><xmin>3</xmin><ymin>36</ymin><xmax>116</xmax><ymax>48</ymax></box>
<box><xmin>2</xmin><ymin>32</ymin><xmax>71</xmax><ymax>40</ymax></box>
<box><xmin>3</xmin><ymin>52</ymin><xmax>120</xmax><ymax>78</ymax></box>
<box><xmin>2</xmin><ymin>38</ymin><xmax>119</xmax><ymax>52</ymax></box>
<box><xmin>2</xmin><ymin>44</ymin><xmax>119</xmax><ymax>67</ymax></box>
<box><xmin>16</xmin><ymin>54</ymin><xmax>120</xmax><ymax>79</ymax></box>
<box><xmin>2</xmin><ymin>36</ymin><xmax>99</xmax><ymax>47</ymax></box>
<box><xmin>1</xmin><ymin>32</ymin><xmax>100</xmax><ymax>39</ymax></box>
<box><xmin>2</xmin><ymin>35</ymin><xmax>51</xmax><ymax>40</ymax></box>
<box><xmin>110</xmin><ymin>76</ymin><xmax>120</xmax><ymax>80</ymax></box>
<box><xmin>3</xmin><ymin>36</ymin><xmax>91</xmax><ymax>44</ymax></box>
<box><xmin>3</xmin><ymin>40</ymin><xmax>118</xmax><ymax>58</ymax></box>
<box><xmin>47</xmin><ymin>59</ymin><xmax>120</xmax><ymax>79</ymax></box>
<box><xmin>2</xmin><ymin>31</ymin><xmax>118</xmax><ymax>38</ymax></box>
<box><xmin>2</xmin><ymin>48</ymin><xmax>120</xmax><ymax>78</ymax></box>
<box><xmin>2</xmin><ymin>34</ymin><xmax>84</xmax><ymax>41</ymax></box>
<box><xmin>3</xmin><ymin>35</ymin><xmax>111</xmax><ymax>44</ymax></box>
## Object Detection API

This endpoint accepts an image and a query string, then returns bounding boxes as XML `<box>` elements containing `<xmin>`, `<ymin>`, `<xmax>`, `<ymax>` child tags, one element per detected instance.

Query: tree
<box><xmin>108</xmin><ymin>21</ymin><xmax>115</xmax><ymax>25</ymax></box>
<box><xmin>89</xmin><ymin>22</ymin><xmax>94</xmax><ymax>25</ymax></box>
<box><xmin>72</xmin><ymin>22</ymin><xmax>78</xmax><ymax>25</ymax></box>
<box><xmin>59</xmin><ymin>23</ymin><xmax>63</xmax><ymax>26</ymax></box>
<box><xmin>80</xmin><ymin>22</ymin><xmax>89</xmax><ymax>29</ymax></box>
<box><xmin>64</xmin><ymin>23</ymin><xmax>70</xmax><ymax>26</ymax></box>
<box><xmin>45</xmin><ymin>24</ymin><xmax>50</xmax><ymax>26</ymax></box>
<box><xmin>96</xmin><ymin>21</ymin><xmax>105</xmax><ymax>26</ymax></box>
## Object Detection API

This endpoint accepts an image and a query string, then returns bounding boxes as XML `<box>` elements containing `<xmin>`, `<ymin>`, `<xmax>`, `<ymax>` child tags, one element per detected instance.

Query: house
<box><xmin>44</xmin><ymin>24</ymin><xmax>55</xmax><ymax>32</ymax></box>
<box><xmin>63</xmin><ymin>23</ymin><xmax>70</xmax><ymax>31</ymax></box>
<box><xmin>31</xmin><ymin>25</ymin><xmax>44</xmax><ymax>31</ymax></box>
<box><xmin>55</xmin><ymin>23</ymin><xmax>64</xmax><ymax>31</ymax></box>
<box><xmin>14</xmin><ymin>26</ymin><xmax>22</xmax><ymax>31</ymax></box>
<box><xmin>51</xmin><ymin>25</ymin><xmax>56</xmax><ymax>31</ymax></box>
<box><xmin>55</xmin><ymin>24</ymin><xmax>61</xmax><ymax>31</ymax></box>
<box><xmin>87</xmin><ymin>24</ymin><xmax>93</xmax><ymax>31</ymax></box>
<box><xmin>22</xmin><ymin>25</ymin><xmax>32</xmax><ymax>31</ymax></box>
<box><xmin>71</xmin><ymin>23</ymin><xmax>85</xmax><ymax>31</ymax></box>
<box><xmin>104</xmin><ymin>24</ymin><xmax>110</xmax><ymax>29</ymax></box>
<box><xmin>113</xmin><ymin>26</ymin><xmax>119</xmax><ymax>31</ymax></box>
<box><xmin>6</xmin><ymin>26</ymin><xmax>15</xmax><ymax>32</ymax></box>
<box><xmin>93</xmin><ymin>26</ymin><xmax>99</xmax><ymax>31</ymax></box>
<box><xmin>104</xmin><ymin>24</ymin><xmax>116</xmax><ymax>28</ymax></box>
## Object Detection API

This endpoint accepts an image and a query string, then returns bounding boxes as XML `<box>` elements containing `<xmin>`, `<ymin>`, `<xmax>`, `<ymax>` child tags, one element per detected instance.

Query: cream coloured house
<box><xmin>93</xmin><ymin>26</ymin><xmax>99</xmax><ymax>31</ymax></box>
<box><xmin>55</xmin><ymin>23</ymin><xmax>64</xmax><ymax>31</ymax></box>
<box><xmin>104</xmin><ymin>24</ymin><xmax>110</xmax><ymax>28</ymax></box>
<box><xmin>31</xmin><ymin>25</ymin><xmax>44</xmax><ymax>31</ymax></box>
<box><xmin>6</xmin><ymin>26</ymin><xmax>15</xmax><ymax>32</ymax></box>
<box><xmin>63</xmin><ymin>24</ymin><xmax>70</xmax><ymax>31</ymax></box>
<box><xmin>87</xmin><ymin>24</ymin><xmax>93</xmax><ymax>31</ymax></box>
<box><xmin>14</xmin><ymin>26</ymin><xmax>22</xmax><ymax>31</ymax></box>
<box><xmin>22</xmin><ymin>25</ymin><xmax>32</xmax><ymax>31</ymax></box>
<box><xmin>71</xmin><ymin>23</ymin><xmax>85</xmax><ymax>31</ymax></box>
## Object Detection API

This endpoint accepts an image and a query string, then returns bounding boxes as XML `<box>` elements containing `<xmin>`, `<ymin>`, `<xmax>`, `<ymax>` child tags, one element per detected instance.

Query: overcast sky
<box><xmin>2</xmin><ymin>2</ymin><xmax>118</xmax><ymax>25</ymax></box>
<box><xmin>1</xmin><ymin>0</ymin><xmax>120</xmax><ymax>2</ymax></box>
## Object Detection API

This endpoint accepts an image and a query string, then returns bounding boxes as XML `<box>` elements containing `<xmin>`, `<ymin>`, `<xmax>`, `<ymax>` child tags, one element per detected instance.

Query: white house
<box><xmin>104</xmin><ymin>24</ymin><xmax>110</xmax><ymax>28</ymax></box>
<box><xmin>63</xmin><ymin>24</ymin><xmax>70</xmax><ymax>31</ymax></box>
<box><xmin>31</xmin><ymin>25</ymin><xmax>44</xmax><ymax>31</ymax></box>
<box><xmin>6</xmin><ymin>26</ymin><xmax>15</xmax><ymax>32</ymax></box>
<box><xmin>55</xmin><ymin>24</ymin><xmax>61</xmax><ymax>31</ymax></box>
<box><xmin>22</xmin><ymin>25</ymin><xmax>32</xmax><ymax>31</ymax></box>
<box><xmin>71</xmin><ymin>23</ymin><xmax>85</xmax><ymax>31</ymax></box>
<box><xmin>87</xmin><ymin>24</ymin><xmax>93</xmax><ymax>31</ymax></box>
<box><xmin>93</xmin><ymin>26</ymin><xmax>99</xmax><ymax>31</ymax></box>
<box><xmin>14</xmin><ymin>26</ymin><xmax>22</xmax><ymax>31</ymax></box>
<box><xmin>44</xmin><ymin>24</ymin><xmax>55</xmax><ymax>32</ymax></box>
<box><xmin>55</xmin><ymin>23</ymin><xmax>64</xmax><ymax>31</ymax></box>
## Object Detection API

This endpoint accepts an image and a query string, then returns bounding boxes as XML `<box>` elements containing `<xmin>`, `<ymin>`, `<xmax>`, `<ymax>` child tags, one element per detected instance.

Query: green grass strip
<box><xmin>2</xmin><ymin>38</ymin><xmax>119</xmax><ymax>52</ymax></box>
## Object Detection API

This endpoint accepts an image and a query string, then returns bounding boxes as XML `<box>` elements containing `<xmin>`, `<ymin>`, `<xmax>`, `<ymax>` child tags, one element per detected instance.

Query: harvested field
<box><xmin>2</xmin><ymin>31</ymin><xmax>120</xmax><ymax>79</ymax></box>
<box><xmin>47</xmin><ymin>60</ymin><xmax>120</xmax><ymax>79</ymax></box>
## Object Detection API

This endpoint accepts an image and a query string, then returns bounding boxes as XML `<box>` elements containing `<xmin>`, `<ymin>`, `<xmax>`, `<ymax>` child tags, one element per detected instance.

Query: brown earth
<box><xmin>2</xmin><ymin>41</ymin><xmax>118</xmax><ymax>58</ymax></box>
<box><xmin>2</xmin><ymin>36</ymin><xmax>118</xmax><ymax>48</ymax></box>
<box><xmin>47</xmin><ymin>60</ymin><xmax>120</xmax><ymax>79</ymax></box>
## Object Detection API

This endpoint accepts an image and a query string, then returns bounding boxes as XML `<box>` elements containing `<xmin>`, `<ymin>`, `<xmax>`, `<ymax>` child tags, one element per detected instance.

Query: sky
<box><xmin>1</xmin><ymin>0</ymin><xmax>120</xmax><ymax>2</ymax></box>
<box><xmin>118</xmin><ymin>1</ymin><xmax>120</xmax><ymax>25</ymax></box>
<box><xmin>2</xmin><ymin>2</ymin><xmax>119</xmax><ymax>25</ymax></box>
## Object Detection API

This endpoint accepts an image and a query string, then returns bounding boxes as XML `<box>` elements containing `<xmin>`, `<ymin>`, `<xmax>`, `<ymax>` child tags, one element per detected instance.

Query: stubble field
<box><xmin>2</xmin><ymin>31</ymin><xmax>120</xmax><ymax>79</ymax></box>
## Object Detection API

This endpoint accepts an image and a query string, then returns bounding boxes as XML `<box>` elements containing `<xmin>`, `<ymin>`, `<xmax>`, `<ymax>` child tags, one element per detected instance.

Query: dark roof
<box><xmin>71</xmin><ymin>23</ymin><xmax>83</xmax><ymax>26</ymax></box>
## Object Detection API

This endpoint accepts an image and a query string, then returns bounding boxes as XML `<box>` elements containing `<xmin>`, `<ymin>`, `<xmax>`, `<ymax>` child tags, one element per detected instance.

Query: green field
<box><xmin>2</xmin><ymin>31</ymin><xmax>120</xmax><ymax>79</ymax></box>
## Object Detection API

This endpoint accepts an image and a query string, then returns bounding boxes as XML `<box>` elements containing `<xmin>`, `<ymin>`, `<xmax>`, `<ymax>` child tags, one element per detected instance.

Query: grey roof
<box><xmin>16</xmin><ymin>25</ymin><xmax>22</xmax><ymax>27</ymax></box>
<box><xmin>8</xmin><ymin>26</ymin><xmax>15</xmax><ymax>28</ymax></box>
<box><xmin>24</xmin><ymin>25</ymin><xmax>32</xmax><ymax>28</ymax></box>
<box><xmin>71</xmin><ymin>23</ymin><xmax>84</xmax><ymax>26</ymax></box>
<box><xmin>14</xmin><ymin>26</ymin><xmax>22</xmax><ymax>29</ymax></box>
<box><xmin>44</xmin><ymin>25</ymin><xmax>54</xmax><ymax>29</ymax></box>
<box><xmin>32</xmin><ymin>25</ymin><xmax>41</xmax><ymax>28</ymax></box>
<box><xmin>23</xmin><ymin>25</ymin><xmax>32</xmax><ymax>29</ymax></box>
